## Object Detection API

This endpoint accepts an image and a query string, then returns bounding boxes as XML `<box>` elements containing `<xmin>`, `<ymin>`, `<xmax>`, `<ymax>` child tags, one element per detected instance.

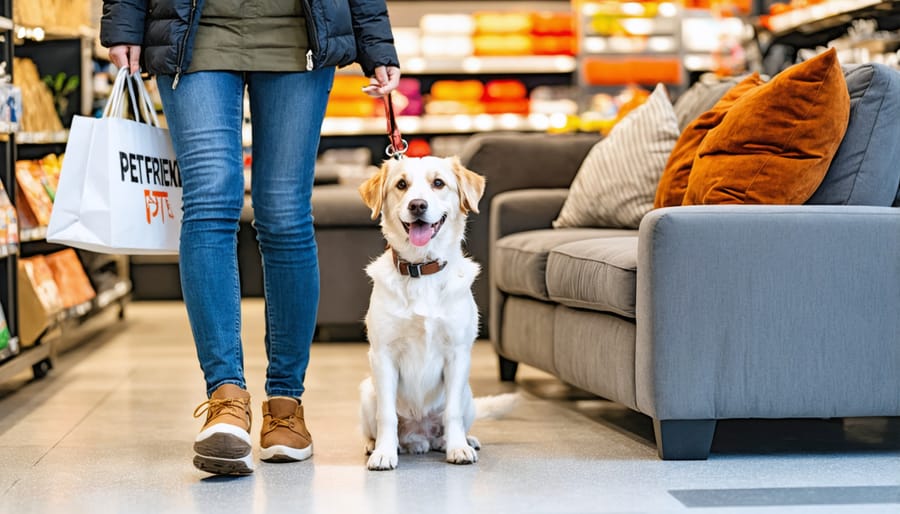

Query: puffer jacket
<box><xmin>100</xmin><ymin>0</ymin><xmax>398</xmax><ymax>83</ymax></box>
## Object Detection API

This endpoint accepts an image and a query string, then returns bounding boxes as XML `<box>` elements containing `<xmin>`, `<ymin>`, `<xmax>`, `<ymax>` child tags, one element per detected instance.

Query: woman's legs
<box><xmin>246</xmin><ymin>68</ymin><xmax>334</xmax><ymax>399</ymax></box>
<box><xmin>157</xmin><ymin>72</ymin><xmax>247</xmax><ymax>396</ymax></box>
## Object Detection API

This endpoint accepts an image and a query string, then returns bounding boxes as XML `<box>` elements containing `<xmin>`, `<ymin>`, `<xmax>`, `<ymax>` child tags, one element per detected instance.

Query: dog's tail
<box><xmin>474</xmin><ymin>393</ymin><xmax>521</xmax><ymax>420</ymax></box>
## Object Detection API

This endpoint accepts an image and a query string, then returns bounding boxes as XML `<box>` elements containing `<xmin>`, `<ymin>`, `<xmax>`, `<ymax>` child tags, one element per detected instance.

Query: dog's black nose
<box><xmin>408</xmin><ymin>199</ymin><xmax>428</xmax><ymax>217</ymax></box>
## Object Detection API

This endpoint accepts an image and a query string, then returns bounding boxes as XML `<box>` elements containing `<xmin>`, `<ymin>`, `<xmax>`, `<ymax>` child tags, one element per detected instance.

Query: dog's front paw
<box><xmin>367</xmin><ymin>449</ymin><xmax>398</xmax><ymax>471</ymax></box>
<box><xmin>446</xmin><ymin>445</ymin><xmax>478</xmax><ymax>465</ymax></box>
<box><xmin>466</xmin><ymin>435</ymin><xmax>481</xmax><ymax>450</ymax></box>
<box><xmin>365</xmin><ymin>439</ymin><xmax>376</xmax><ymax>455</ymax></box>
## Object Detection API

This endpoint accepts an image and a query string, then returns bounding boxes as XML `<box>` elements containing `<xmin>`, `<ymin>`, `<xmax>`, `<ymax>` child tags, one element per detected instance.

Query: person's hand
<box><xmin>108</xmin><ymin>45</ymin><xmax>142</xmax><ymax>74</ymax></box>
<box><xmin>362</xmin><ymin>65</ymin><xmax>401</xmax><ymax>98</ymax></box>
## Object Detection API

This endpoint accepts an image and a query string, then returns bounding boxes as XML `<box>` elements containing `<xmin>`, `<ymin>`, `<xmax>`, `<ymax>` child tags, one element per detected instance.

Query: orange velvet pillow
<box><xmin>683</xmin><ymin>48</ymin><xmax>850</xmax><ymax>205</ymax></box>
<box><xmin>654</xmin><ymin>73</ymin><xmax>765</xmax><ymax>208</ymax></box>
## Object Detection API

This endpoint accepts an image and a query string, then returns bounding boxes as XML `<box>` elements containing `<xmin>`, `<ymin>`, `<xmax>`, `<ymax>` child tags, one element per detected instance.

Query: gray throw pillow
<box><xmin>554</xmin><ymin>84</ymin><xmax>680</xmax><ymax>229</ymax></box>
<box><xmin>672</xmin><ymin>76</ymin><xmax>740</xmax><ymax>131</ymax></box>
<box><xmin>807</xmin><ymin>64</ymin><xmax>900</xmax><ymax>206</ymax></box>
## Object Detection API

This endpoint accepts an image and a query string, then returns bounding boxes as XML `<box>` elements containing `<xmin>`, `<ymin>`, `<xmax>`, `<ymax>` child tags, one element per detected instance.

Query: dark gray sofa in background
<box><xmin>482</xmin><ymin>63</ymin><xmax>900</xmax><ymax>459</ymax></box>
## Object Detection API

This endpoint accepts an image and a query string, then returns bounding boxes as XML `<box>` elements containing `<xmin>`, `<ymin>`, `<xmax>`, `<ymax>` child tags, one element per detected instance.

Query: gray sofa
<box><xmin>485</xmin><ymin>64</ymin><xmax>900</xmax><ymax>459</ymax></box>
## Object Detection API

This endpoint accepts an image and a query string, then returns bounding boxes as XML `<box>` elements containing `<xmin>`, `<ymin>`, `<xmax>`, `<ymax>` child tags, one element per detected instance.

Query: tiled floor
<box><xmin>1</xmin><ymin>300</ymin><xmax>898</xmax><ymax>514</ymax></box>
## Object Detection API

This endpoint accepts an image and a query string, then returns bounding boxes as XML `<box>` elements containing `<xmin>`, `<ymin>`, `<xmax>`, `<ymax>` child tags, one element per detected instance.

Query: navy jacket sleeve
<box><xmin>100</xmin><ymin>0</ymin><xmax>148</xmax><ymax>47</ymax></box>
<box><xmin>348</xmin><ymin>0</ymin><xmax>399</xmax><ymax>76</ymax></box>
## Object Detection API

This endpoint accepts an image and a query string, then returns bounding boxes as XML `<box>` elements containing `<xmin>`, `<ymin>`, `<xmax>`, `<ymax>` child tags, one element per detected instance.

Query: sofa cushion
<box><xmin>807</xmin><ymin>63</ymin><xmax>900</xmax><ymax>206</ymax></box>
<box><xmin>684</xmin><ymin>48</ymin><xmax>850</xmax><ymax>205</ymax></box>
<box><xmin>655</xmin><ymin>73</ymin><xmax>765</xmax><ymax>208</ymax></box>
<box><xmin>494</xmin><ymin>228</ymin><xmax>636</xmax><ymax>301</ymax></box>
<box><xmin>546</xmin><ymin>237</ymin><xmax>638</xmax><ymax>318</ymax></box>
<box><xmin>553</xmin><ymin>83</ymin><xmax>680</xmax><ymax>229</ymax></box>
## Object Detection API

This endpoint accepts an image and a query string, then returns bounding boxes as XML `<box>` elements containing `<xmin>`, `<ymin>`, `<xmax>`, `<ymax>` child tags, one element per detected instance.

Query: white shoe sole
<box><xmin>260</xmin><ymin>443</ymin><xmax>313</xmax><ymax>463</ymax></box>
<box><xmin>194</xmin><ymin>423</ymin><xmax>252</xmax><ymax>459</ymax></box>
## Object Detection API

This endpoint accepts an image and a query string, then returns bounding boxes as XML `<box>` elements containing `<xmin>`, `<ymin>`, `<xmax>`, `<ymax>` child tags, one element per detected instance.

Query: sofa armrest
<box><xmin>635</xmin><ymin>205</ymin><xmax>900</xmax><ymax>421</ymax></box>
<box><xmin>489</xmin><ymin>189</ymin><xmax>569</xmax><ymax>242</ymax></box>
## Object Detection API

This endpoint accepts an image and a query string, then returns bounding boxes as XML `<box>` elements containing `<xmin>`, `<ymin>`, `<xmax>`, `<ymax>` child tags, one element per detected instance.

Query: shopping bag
<box><xmin>47</xmin><ymin>68</ymin><xmax>182</xmax><ymax>254</ymax></box>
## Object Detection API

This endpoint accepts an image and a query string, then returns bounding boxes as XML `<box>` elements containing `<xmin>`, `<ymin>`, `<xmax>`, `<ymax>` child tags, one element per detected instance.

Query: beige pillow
<box><xmin>554</xmin><ymin>83</ymin><xmax>680</xmax><ymax>229</ymax></box>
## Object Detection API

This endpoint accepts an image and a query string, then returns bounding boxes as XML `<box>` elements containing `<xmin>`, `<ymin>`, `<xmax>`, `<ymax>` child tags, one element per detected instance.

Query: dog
<box><xmin>357</xmin><ymin>155</ymin><xmax>516</xmax><ymax>471</ymax></box>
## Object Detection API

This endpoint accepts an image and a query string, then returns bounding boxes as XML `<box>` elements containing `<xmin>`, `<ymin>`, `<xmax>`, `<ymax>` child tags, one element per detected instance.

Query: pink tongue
<box><xmin>409</xmin><ymin>223</ymin><xmax>433</xmax><ymax>247</ymax></box>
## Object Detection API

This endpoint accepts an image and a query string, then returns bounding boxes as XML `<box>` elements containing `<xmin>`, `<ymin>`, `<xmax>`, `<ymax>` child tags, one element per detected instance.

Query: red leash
<box><xmin>383</xmin><ymin>92</ymin><xmax>407</xmax><ymax>159</ymax></box>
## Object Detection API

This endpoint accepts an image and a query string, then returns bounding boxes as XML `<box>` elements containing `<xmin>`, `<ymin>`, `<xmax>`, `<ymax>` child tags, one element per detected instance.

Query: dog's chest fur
<box><xmin>365</xmin><ymin>251</ymin><xmax>480</xmax><ymax>418</ymax></box>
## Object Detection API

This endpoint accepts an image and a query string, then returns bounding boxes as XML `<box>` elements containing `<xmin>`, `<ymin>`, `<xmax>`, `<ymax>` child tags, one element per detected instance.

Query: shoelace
<box><xmin>267</xmin><ymin>417</ymin><xmax>293</xmax><ymax>430</ymax></box>
<box><xmin>193</xmin><ymin>398</ymin><xmax>251</xmax><ymax>425</ymax></box>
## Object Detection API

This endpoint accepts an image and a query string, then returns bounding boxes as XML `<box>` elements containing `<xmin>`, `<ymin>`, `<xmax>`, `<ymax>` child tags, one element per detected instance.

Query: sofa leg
<box><xmin>498</xmin><ymin>355</ymin><xmax>518</xmax><ymax>382</ymax></box>
<box><xmin>653</xmin><ymin>419</ymin><xmax>716</xmax><ymax>460</ymax></box>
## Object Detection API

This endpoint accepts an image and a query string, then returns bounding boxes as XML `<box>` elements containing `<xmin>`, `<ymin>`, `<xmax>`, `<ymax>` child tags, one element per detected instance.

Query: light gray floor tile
<box><xmin>1</xmin><ymin>300</ymin><xmax>898</xmax><ymax>514</ymax></box>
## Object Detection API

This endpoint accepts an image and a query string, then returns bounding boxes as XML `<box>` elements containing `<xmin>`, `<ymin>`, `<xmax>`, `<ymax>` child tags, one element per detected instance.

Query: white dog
<box><xmin>358</xmin><ymin>155</ymin><xmax>514</xmax><ymax>471</ymax></box>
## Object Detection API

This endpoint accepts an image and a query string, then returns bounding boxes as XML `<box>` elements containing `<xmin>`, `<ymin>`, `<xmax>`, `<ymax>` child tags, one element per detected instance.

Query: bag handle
<box><xmin>133</xmin><ymin>72</ymin><xmax>161</xmax><ymax>127</ymax></box>
<box><xmin>102</xmin><ymin>67</ymin><xmax>128</xmax><ymax>118</ymax></box>
<box><xmin>102</xmin><ymin>67</ymin><xmax>159</xmax><ymax>126</ymax></box>
<box><xmin>125</xmin><ymin>71</ymin><xmax>161</xmax><ymax>127</ymax></box>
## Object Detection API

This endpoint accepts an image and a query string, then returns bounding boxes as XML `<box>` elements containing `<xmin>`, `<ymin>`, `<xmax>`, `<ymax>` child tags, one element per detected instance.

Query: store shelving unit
<box><xmin>755</xmin><ymin>0</ymin><xmax>900</xmax><ymax>62</ymax></box>
<box><xmin>574</xmin><ymin>0</ymin><xmax>686</xmax><ymax>92</ymax></box>
<box><xmin>0</xmin><ymin>1</ymin><xmax>47</xmax><ymax>382</ymax></box>
<box><xmin>0</xmin><ymin>5</ymin><xmax>132</xmax><ymax>386</ymax></box>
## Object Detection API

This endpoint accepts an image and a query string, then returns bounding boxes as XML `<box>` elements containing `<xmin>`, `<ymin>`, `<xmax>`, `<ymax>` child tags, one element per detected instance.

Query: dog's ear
<box><xmin>359</xmin><ymin>163</ymin><xmax>390</xmax><ymax>220</ymax></box>
<box><xmin>451</xmin><ymin>157</ymin><xmax>486</xmax><ymax>215</ymax></box>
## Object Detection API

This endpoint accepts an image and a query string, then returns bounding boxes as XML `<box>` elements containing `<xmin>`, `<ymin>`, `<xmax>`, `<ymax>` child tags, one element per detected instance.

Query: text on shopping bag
<box><xmin>119</xmin><ymin>151</ymin><xmax>181</xmax><ymax>187</ymax></box>
<box><xmin>144</xmin><ymin>189</ymin><xmax>176</xmax><ymax>225</ymax></box>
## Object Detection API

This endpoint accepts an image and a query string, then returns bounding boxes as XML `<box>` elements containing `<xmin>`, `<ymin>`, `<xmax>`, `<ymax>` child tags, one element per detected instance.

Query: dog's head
<box><xmin>359</xmin><ymin>156</ymin><xmax>486</xmax><ymax>253</ymax></box>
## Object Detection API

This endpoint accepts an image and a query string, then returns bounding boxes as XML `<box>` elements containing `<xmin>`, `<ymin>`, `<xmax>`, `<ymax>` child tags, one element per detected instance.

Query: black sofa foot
<box><xmin>653</xmin><ymin>419</ymin><xmax>716</xmax><ymax>460</ymax></box>
<box><xmin>498</xmin><ymin>355</ymin><xmax>518</xmax><ymax>382</ymax></box>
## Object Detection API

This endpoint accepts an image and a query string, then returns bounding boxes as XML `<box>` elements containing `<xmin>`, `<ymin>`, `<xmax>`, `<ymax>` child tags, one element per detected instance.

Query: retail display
<box><xmin>0</xmin><ymin>70</ymin><xmax>23</xmax><ymax>133</ymax></box>
<box><xmin>0</xmin><ymin>2</ymin><xmax>130</xmax><ymax>387</ymax></box>
<box><xmin>19</xmin><ymin>255</ymin><xmax>65</xmax><ymax>320</ymax></box>
<box><xmin>45</xmin><ymin>248</ymin><xmax>96</xmax><ymax>308</ymax></box>
<box><xmin>15</xmin><ymin>159</ymin><xmax>54</xmax><ymax>225</ymax></box>
<box><xmin>0</xmin><ymin>179</ymin><xmax>18</xmax><ymax>254</ymax></box>
<box><xmin>0</xmin><ymin>306</ymin><xmax>10</xmax><ymax>356</ymax></box>
<box><xmin>12</xmin><ymin>57</ymin><xmax>64</xmax><ymax>133</ymax></box>
<box><xmin>14</xmin><ymin>0</ymin><xmax>93</xmax><ymax>32</ymax></box>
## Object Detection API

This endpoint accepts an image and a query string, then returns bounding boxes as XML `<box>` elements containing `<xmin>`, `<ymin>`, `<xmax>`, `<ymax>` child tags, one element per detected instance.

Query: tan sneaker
<box><xmin>260</xmin><ymin>397</ymin><xmax>313</xmax><ymax>462</ymax></box>
<box><xmin>192</xmin><ymin>383</ymin><xmax>254</xmax><ymax>475</ymax></box>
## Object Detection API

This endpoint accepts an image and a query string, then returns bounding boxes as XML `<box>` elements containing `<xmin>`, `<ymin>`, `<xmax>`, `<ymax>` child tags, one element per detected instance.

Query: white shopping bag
<box><xmin>47</xmin><ymin>68</ymin><xmax>182</xmax><ymax>254</ymax></box>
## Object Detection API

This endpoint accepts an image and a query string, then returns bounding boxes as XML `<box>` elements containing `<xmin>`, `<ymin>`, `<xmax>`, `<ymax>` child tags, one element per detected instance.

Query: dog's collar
<box><xmin>391</xmin><ymin>248</ymin><xmax>446</xmax><ymax>278</ymax></box>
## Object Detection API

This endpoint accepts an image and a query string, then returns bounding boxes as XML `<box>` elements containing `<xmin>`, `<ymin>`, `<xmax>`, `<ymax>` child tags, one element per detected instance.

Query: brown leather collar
<box><xmin>391</xmin><ymin>248</ymin><xmax>446</xmax><ymax>278</ymax></box>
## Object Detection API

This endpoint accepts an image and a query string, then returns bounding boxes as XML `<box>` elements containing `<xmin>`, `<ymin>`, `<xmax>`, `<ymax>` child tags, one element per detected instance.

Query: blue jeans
<box><xmin>157</xmin><ymin>69</ymin><xmax>335</xmax><ymax>398</ymax></box>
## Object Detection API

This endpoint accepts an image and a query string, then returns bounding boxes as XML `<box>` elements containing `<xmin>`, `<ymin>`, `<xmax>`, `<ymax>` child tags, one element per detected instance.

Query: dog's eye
<box><xmin>396</xmin><ymin>179</ymin><xmax>407</xmax><ymax>190</ymax></box>
<box><xmin>433</xmin><ymin>179</ymin><xmax>445</xmax><ymax>189</ymax></box>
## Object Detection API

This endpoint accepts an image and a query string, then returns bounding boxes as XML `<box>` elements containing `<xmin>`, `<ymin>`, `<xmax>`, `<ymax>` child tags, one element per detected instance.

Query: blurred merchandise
<box><xmin>405</xmin><ymin>138</ymin><xmax>431</xmax><ymax>157</ymax></box>
<box><xmin>17</xmin><ymin>256</ymin><xmax>63</xmax><ymax>347</ymax></box>
<box><xmin>45</xmin><ymin>249</ymin><xmax>97</xmax><ymax>308</ymax></box>
<box><xmin>316</xmin><ymin>147</ymin><xmax>375</xmax><ymax>187</ymax></box>
<box><xmin>13</xmin><ymin>58</ymin><xmax>65</xmax><ymax>133</ymax></box>
<box><xmin>0</xmin><ymin>63</ymin><xmax>24</xmax><ymax>133</ymax></box>
<box><xmin>327</xmin><ymin>75</ymin><xmax>377</xmax><ymax>117</ymax></box>
<box><xmin>0</xmin><ymin>180</ymin><xmax>19</xmax><ymax>250</ymax></box>
<box><xmin>16</xmin><ymin>159</ymin><xmax>55</xmax><ymax>226</ymax></box>
<box><xmin>14</xmin><ymin>0</ymin><xmax>93</xmax><ymax>31</ymax></box>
